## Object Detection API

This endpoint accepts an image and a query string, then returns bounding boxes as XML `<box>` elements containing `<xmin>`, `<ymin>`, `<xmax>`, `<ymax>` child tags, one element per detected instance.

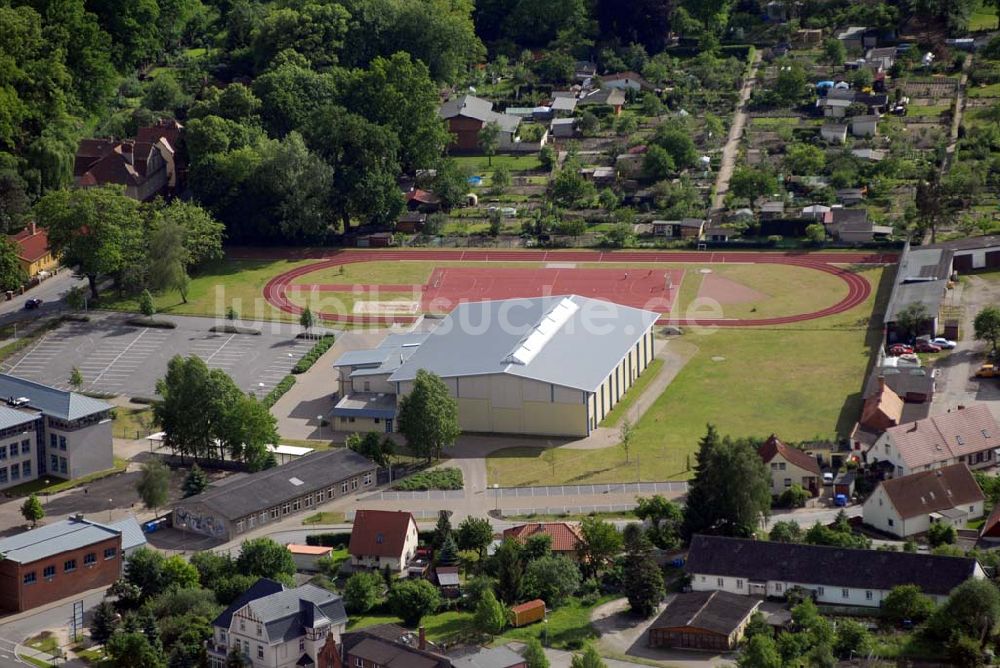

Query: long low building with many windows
<box><xmin>172</xmin><ymin>448</ymin><xmax>378</xmax><ymax>542</ymax></box>
<box><xmin>332</xmin><ymin>295</ymin><xmax>660</xmax><ymax>437</ymax></box>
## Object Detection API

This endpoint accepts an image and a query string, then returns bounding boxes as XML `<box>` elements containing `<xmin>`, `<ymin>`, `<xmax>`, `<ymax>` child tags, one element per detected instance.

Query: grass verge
<box><xmin>302</xmin><ymin>511</ymin><xmax>346</xmax><ymax>525</ymax></box>
<box><xmin>112</xmin><ymin>407</ymin><xmax>154</xmax><ymax>440</ymax></box>
<box><xmin>394</xmin><ymin>467</ymin><xmax>463</xmax><ymax>491</ymax></box>
<box><xmin>600</xmin><ymin>359</ymin><xmax>664</xmax><ymax>427</ymax></box>
<box><xmin>4</xmin><ymin>458</ymin><xmax>128</xmax><ymax>497</ymax></box>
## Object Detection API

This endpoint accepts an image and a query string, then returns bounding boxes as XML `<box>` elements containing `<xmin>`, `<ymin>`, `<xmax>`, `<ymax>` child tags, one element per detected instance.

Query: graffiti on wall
<box><xmin>174</xmin><ymin>507</ymin><xmax>227</xmax><ymax>538</ymax></box>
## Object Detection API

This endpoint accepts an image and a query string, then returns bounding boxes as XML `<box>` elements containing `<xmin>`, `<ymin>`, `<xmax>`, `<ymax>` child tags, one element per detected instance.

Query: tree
<box><xmin>433</xmin><ymin>509</ymin><xmax>453</xmax><ymax>550</ymax></box>
<box><xmin>161</xmin><ymin>555</ymin><xmax>199</xmax><ymax>591</ymax></box>
<box><xmin>491</xmin><ymin>165</ymin><xmax>511</xmax><ymax>195</ymax></box>
<box><xmin>438</xmin><ymin>533</ymin><xmax>460</xmax><ymax>567</ymax></box>
<box><xmin>388</xmin><ymin>578</ymin><xmax>441</xmax><ymax>626</ymax></box>
<box><xmin>106</xmin><ymin>630</ymin><xmax>165</xmax><ymax>668</ymax></box>
<box><xmin>524</xmin><ymin>556</ymin><xmax>581</xmax><ymax>607</ymax></box>
<box><xmin>138</xmin><ymin>289</ymin><xmax>156</xmax><ymax>317</ymax></box>
<box><xmin>20</xmin><ymin>494</ymin><xmax>44</xmax><ymax>527</ymax></box>
<box><xmin>622</xmin><ymin>526</ymin><xmax>664</xmax><ymax>618</ymax></box>
<box><xmin>492</xmin><ymin>538</ymin><xmax>524</xmax><ymax>605</ymax></box>
<box><xmin>142</xmin><ymin>72</ymin><xmax>188</xmax><ymax>113</ymax></box>
<box><xmin>652</xmin><ymin>125</ymin><xmax>698</xmax><ymax>170</ymax></box>
<box><xmin>299</xmin><ymin>306</ymin><xmax>315</xmax><ymax>332</ymax></box>
<box><xmin>69</xmin><ymin>367</ymin><xmax>83</xmax><ymax>390</ymax></box>
<box><xmin>729</xmin><ymin>167</ymin><xmax>778</xmax><ymax>203</ymax></box>
<box><xmin>739</xmin><ymin>633</ymin><xmax>782</xmax><ymax>668</ymax></box>
<box><xmin>975</xmin><ymin>306</ymin><xmax>1000</xmax><ymax>355</ymax></box>
<box><xmin>539</xmin><ymin>145</ymin><xmax>557</xmax><ymax>171</ymax></box>
<box><xmin>344</xmin><ymin>571</ymin><xmax>383</xmax><ymax>614</ymax></box>
<box><xmin>236</xmin><ymin>538</ymin><xmax>296</xmax><ymax>580</ymax></box>
<box><xmin>474</xmin><ymin>588</ymin><xmax>508</xmax><ymax>637</ymax></box>
<box><xmin>823</xmin><ymin>38</ymin><xmax>846</xmax><ymax>66</ymax></box>
<box><xmin>768</xmin><ymin>520</ymin><xmax>803</xmax><ymax>543</ymax></box>
<box><xmin>805</xmin><ymin>223</ymin><xmax>826</xmax><ymax>244</ymax></box>
<box><xmin>928</xmin><ymin>521</ymin><xmax>957</xmax><ymax>547</ymax></box>
<box><xmin>773</xmin><ymin>63</ymin><xmax>809</xmax><ymax>107</ymax></box>
<box><xmin>136</xmin><ymin>459</ymin><xmax>169</xmax><ymax>518</ymax></box>
<box><xmin>682</xmin><ymin>428</ymin><xmax>772</xmax><ymax>538</ymax></box>
<box><xmin>478</xmin><ymin>122</ymin><xmax>501</xmax><ymax>166</ymax></box>
<box><xmin>124</xmin><ymin>548</ymin><xmax>167</xmax><ymax>601</ymax></box>
<box><xmin>948</xmin><ymin>633</ymin><xmax>984</xmax><ymax>667</ymax></box>
<box><xmin>882</xmin><ymin>584</ymin><xmax>936</xmax><ymax>625</ymax></box>
<box><xmin>397</xmin><ymin>369</ymin><xmax>460</xmax><ymax>462</ymax></box>
<box><xmin>154</xmin><ymin>356</ymin><xmax>222</xmax><ymax>461</ymax></box>
<box><xmin>346</xmin><ymin>432</ymin><xmax>395</xmax><ymax>468</ymax></box>
<box><xmin>182</xmin><ymin>463</ymin><xmax>208</xmax><ymax>498</ymax></box>
<box><xmin>778</xmin><ymin>484</ymin><xmax>810</xmax><ymax>508</ymax></box>
<box><xmin>895</xmin><ymin>302</ymin><xmax>930</xmax><ymax>341</ymax></box>
<box><xmin>0</xmin><ymin>237</ymin><xmax>26</xmax><ymax>291</ymax></box>
<box><xmin>633</xmin><ymin>495</ymin><xmax>682</xmax><ymax>549</ymax></box>
<box><xmin>578</xmin><ymin>111</ymin><xmax>600</xmax><ymax>137</ymax></box>
<box><xmin>217</xmin><ymin>393</ymin><xmax>279</xmax><ymax>470</ymax></box>
<box><xmin>570</xmin><ymin>645</ymin><xmax>606</xmax><ymax>668</ymax></box>
<box><xmin>522</xmin><ymin>637</ymin><xmax>550</xmax><ymax>668</ymax></box>
<box><xmin>784</xmin><ymin>144</ymin><xmax>826</xmax><ymax>175</ymax></box>
<box><xmin>457</xmin><ymin>517</ymin><xmax>494</xmax><ymax>561</ymax></box>
<box><xmin>35</xmin><ymin>186</ymin><xmax>145</xmax><ymax>299</ymax></box>
<box><xmin>643</xmin><ymin>144</ymin><xmax>675</xmax><ymax>181</ymax></box>
<box><xmin>619</xmin><ymin>419</ymin><xmax>634</xmax><ymax>463</ymax></box>
<box><xmin>150</xmin><ymin>198</ymin><xmax>224</xmax><ymax>269</ymax></box>
<box><xmin>91</xmin><ymin>600</ymin><xmax>120</xmax><ymax>645</ymax></box>
<box><xmin>931</xmin><ymin>579</ymin><xmax>1000</xmax><ymax>645</ymax></box>
<box><xmin>834</xmin><ymin>619</ymin><xmax>873</xmax><ymax>659</ymax></box>
<box><xmin>577</xmin><ymin>517</ymin><xmax>623</xmax><ymax>578</ymax></box>
<box><xmin>147</xmin><ymin>219</ymin><xmax>189</xmax><ymax>302</ymax></box>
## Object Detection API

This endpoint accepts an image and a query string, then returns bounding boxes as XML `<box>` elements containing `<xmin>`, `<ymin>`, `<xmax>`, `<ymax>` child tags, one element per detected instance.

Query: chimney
<box><xmin>958</xmin><ymin>405</ymin><xmax>965</xmax><ymax>410</ymax></box>
<box><xmin>120</xmin><ymin>140</ymin><xmax>134</xmax><ymax>165</ymax></box>
<box><xmin>30</xmin><ymin>221</ymin><xmax>36</xmax><ymax>236</ymax></box>
<box><xmin>878</xmin><ymin>376</ymin><xmax>886</xmax><ymax>392</ymax></box>
<box><xmin>418</xmin><ymin>626</ymin><xmax>426</xmax><ymax>650</ymax></box>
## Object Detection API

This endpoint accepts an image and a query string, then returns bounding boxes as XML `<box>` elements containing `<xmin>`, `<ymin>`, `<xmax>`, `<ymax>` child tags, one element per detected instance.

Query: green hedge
<box><xmin>262</xmin><ymin>375</ymin><xmax>295</xmax><ymax>408</ymax></box>
<box><xmin>394</xmin><ymin>467</ymin><xmax>464</xmax><ymax>491</ymax></box>
<box><xmin>292</xmin><ymin>335</ymin><xmax>336</xmax><ymax>374</ymax></box>
<box><xmin>126</xmin><ymin>317</ymin><xmax>176</xmax><ymax>329</ymax></box>
<box><xmin>209</xmin><ymin>324</ymin><xmax>261</xmax><ymax>335</ymax></box>
<box><xmin>305</xmin><ymin>532</ymin><xmax>352</xmax><ymax>548</ymax></box>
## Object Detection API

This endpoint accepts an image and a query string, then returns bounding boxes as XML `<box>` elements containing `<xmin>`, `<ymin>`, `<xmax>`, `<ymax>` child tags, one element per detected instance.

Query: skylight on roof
<box><xmin>289</xmin><ymin>477</ymin><xmax>304</xmax><ymax>486</ymax></box>
<box><xmin>503</xmin><ymin>298</ymin><xmax>579</xmax><ymax>366</ymax></box>
<box><xmin>956</xmin><ymin>435</ymin><xmax>964</xmax><ymax>446</ymax></box>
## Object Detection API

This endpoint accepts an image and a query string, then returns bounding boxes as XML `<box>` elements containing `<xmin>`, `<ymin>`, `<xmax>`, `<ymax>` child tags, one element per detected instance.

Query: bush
<box><xmin>394</xmin><ymin>468</ymin><xmax>463</xmax><ymax>491</ymax></box>
<box><xmin>304</xmin><ymin>532</ymin><xmax>352</xmax><ymax>548</ymax></box>
<box><xmin>292</xmin><ymin>335</ymin><xmax>336</xmax><ymax>374</ymax></box>
<box><xmin>262</xmin><ymin>375</ymin><xmax>295</xmax><ymax>408</ymax></box>
<box><xmin>125</xmin><ymin>317</ymin><xmax>176</xmax><ymax>329</ymax></box>
<box><xmin>778</xmin><ymin>484</ymin><xmax>810</xmax><ymax>509</ymax></box>
<box><xmin>208</xmin><ymin>324</ymin><xmax>261</xmax><ymax>335</ymax></box>
<box><xmin>344</xmin><ymin>572</ymin><xmax>384</xmax><ymax>614</ymax></box>
<box><xmin>928</xmin><ymin>521</ymin><xmax>957</xmax><ymax>547</ymax></box>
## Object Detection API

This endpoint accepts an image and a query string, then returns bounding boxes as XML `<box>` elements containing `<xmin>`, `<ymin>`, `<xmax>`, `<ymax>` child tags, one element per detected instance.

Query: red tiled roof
<box><xmin>136</xmin><ymin>118</ymin><xmax>183</xmax><ymax>147</ymax></box>
<box><xmin>884</xmin><ymin>404</ymin><xmax>1000</xmax><ymax>470</ymax></box>
<box><xmin>880</xmin><ymin>463</ymin><xmax>984</xmax><ymax>520</ymax></box>
<box><xmin>9</xmin><ymin>226</ymin><xmax>50</xmax><ymax>263</ymax></box>
<box><xmin>981</xmin><ymin>503</ymin><xmax>1000</xmax><ymax>538</ymax></box>
<box><xmin>349</xmin><ymin>510</ymin><xmax>416</xmax><ymax>558</ymax></box>
<box><xmin>758</xmin><ymin>434</ymin><xmax>822</xmax><ymax>476</ymax></box>
<box><xmin>407</xmin><ymin>189</ymin><xmax>441</xmax><ymax>205</ymax></box>
<box><xmin>502</xmin><ymin>522</ymin><xmax>583</xmax><ymax>553</ymax></box>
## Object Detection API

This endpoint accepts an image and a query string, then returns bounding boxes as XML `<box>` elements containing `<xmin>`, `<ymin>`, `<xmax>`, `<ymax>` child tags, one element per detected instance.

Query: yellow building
<box><xmin>9</xmin><ymin>223</ymin><xmax>57</xmax><ymax>278</ymax></box>
<box><xmin>333</xmin><ymin>295</ymin><xmax>659</xmax><ymax>438</ymax></box>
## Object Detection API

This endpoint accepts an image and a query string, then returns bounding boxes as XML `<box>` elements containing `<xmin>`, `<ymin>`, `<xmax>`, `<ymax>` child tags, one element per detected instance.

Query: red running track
<box><xmin>255</xmin><ymin>248</ymin><xmax>893</xmax><ymax>327</ymax></box>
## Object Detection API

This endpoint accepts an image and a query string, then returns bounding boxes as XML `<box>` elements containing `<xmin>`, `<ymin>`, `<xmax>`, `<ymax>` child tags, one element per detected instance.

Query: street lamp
<box><xmin>493</xmin><ymin>483</ymin><xmax>499</xmax><ymax>513</ymax></box>
<box><xmin>317</xmin><ymin>415</ymin><xmax>325</xmax><ymax>440</ymax></box>
<box><xmin>108</xmin><ymin>498</ymin><xmax>113</xmax><ymax>522</ymax></box>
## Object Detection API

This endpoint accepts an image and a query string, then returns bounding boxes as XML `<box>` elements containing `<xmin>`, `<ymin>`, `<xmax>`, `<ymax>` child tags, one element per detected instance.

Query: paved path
<box><xmin>711</xmin><ymin>50</ymin><xmax>761</xmax><ymax>212</ymax></box>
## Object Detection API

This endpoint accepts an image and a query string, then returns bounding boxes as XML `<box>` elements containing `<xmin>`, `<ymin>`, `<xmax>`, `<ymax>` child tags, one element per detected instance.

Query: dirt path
<box><xmin>711</xmin><ymin>50</ymin><xmax>762</xmax><ymax>212</ymax></box>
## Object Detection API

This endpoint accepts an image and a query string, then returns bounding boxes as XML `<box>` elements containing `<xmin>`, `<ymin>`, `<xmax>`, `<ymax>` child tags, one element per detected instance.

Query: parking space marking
<box><xmin>90</xmin><ymin>329</ymin><xmax>156</xmax><ymax>385</ymax></box>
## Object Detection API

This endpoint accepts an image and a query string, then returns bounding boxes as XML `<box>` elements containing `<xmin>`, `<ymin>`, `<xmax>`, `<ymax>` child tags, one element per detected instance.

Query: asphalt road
<box><xmin>0</xmin><ymin>271</ymin><xmax>87</xmax><ymax>329</ymax></box>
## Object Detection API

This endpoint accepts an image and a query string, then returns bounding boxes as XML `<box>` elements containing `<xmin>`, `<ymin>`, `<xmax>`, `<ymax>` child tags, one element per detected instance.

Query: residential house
<box><xmin>864</xmin><ymin>367</ymin><xmax>935</xmax><ymax>408</ymax></box>
<box><xmin>173</xmin><ymin>449</ymin><xmax>378</xmax><ymax>541</ymax></box>
<box><xmin>348</xmin><ymin>510</ymin><xmax>419</xmax><ymax>573</ymax></box>
<box><xmin>599</xmin><ymin>71</ymin><xmax>654</xmax><ymax>92</ymax></box>
<box><xmin>652</xmin><ymin>219</ymin><xmax>705</xmax><ymax>240</ymax></box>
<box><xmin>863</xmin><ymin>463</ymin><xmax>985</xmax><ymax>538</ymax></box>
<box><xmin>867</xmin><ymin>404</ymin><xmax>1000</xmax><ymax>477</ymax></box>
<box><xmin>340</xmin><ymin>624</ymin><xmax>451</xmax><ymax>668</ymax></box>
<box><xmin>74</xmin><ymin>121</ymin><xmax>182</xmax><ymax>201</ymax></box>
<box><xmin>648</xmin><ymin>591</ymin><xmax>761</xmax><ymax>651</ymax></box>
<box><xmin>577</xmin><ymin>88</ymin><xmax>627</xmax><ymax>115</ymax></box>
<box><xmin>206</xmin><ymin>579</ymin><xmax>347</xmax><ymax>668</ymax></box>
<box><xmin>8</xmin><ymin>223</ymin><xmax>57</xmax><ymax>279</ymax></box>
<box><xmin>850</xmin><ymin>114</ymin><xmax>879</xmax><ymax>137</ymax></box>
<box><xmin>0</xmin><ymin>373</ymin><xmax>113</xmax><ymax>485</ymax></box>
<box><xmin>503</xmin><ymin>522</ymin><xmax>583</xmax><ymax>559</ymax></box>
<box><xmin>686</xmin><ymin>534</ymin><xmax>985</xmax><ymax>607</ymax></box>
<box><xmin>451</xmin><ymin>647</ymin><xmax>526</xmax><ymax>668</ymax></box>
<box><xmin>438</xmin><ymin>95</ymin><xmax>521</xmax><ymax>152</ymax></box>
<box><xmin>820</xmin><ymin>123</ymin><xmax>848</xmax><ymax>144</ymax></box>
<box><xmin>0</xmin><ymin>514</ymin><xmax>143</xmax><ymax>612</ymax></box>
<box><xmin>758</xmin><ymin>434</ymin><xmax>821</xmax><ymax>496</ymax></box>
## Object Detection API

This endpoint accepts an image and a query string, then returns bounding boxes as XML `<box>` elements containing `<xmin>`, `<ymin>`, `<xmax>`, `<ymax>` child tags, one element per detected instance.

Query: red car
<box><xmin>915</xmin><ymin>342</ymin><xmax>942</xmax><ymax>353</ymax></box>
<box><xmin>888</xmin><ymin>344</ymin><xmax>914</xmax><ymax>355</ymax></box>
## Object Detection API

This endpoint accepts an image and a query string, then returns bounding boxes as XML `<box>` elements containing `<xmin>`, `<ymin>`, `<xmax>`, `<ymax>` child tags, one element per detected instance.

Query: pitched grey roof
<box><xmin>213</xmin><ymin>578</ymin><xmax>285</xmax><ymax>630</ymax></box>
<box><xmin>388</xmin><ymin>295</ymin><xmax>660</xmax><ymax>392</ymax></box>
<box><xmin>175</xmin><ymin>449</ymin><xmax>377</xmax><ymax>521</ymax></box>
<box><xmin>0</xmin><ymin>516</ymin><xmax>123</xmax><ymax>564</ymax></box>
<box><xmin>0</xmin><ymin>405</ymin><xmax>39</xmax><ymax>430</ymax></box>
<box><xmin>686</xmin><ymin>535</ymin><xmax>980</xmax><ymax>596</ymax></box>
<box><xmin>439</xmin><ymin>95</ymin><xmax>520</xmax><ymax>133</ymax></box>
<box><xmin>651</xmin><ymin>590</ymin><xmax>761</xmax><ymax>635</ymax></box>
<box><xmin>0</xmin><ymin>374</ymin><xmax>111</xmax><ymax>421</ymax></box>
<box><xmin>246</xmin><ymin>584</ymin><xmax>347</xmax><ymax>643</ymax></box>
<box><xmin>885</xmin><ymin>246</ymin><xmax>954</xmax><ymax>323</ymax></box>
<box><xmin>106</xmin><ymin>516</ymin><xmax>146</xmax><ymax>552</ymax></box>
<box><xmin>452</xmin><ymin>646</ymin><xmax>525</xmax><ymax>668</ymax></box>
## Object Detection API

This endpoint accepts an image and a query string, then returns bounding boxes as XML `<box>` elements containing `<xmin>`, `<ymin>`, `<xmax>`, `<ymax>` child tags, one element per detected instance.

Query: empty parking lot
<box><xmin>1</xmin><ymin>313</ymin><xmax>315</xmax><ymax>398</ymax></box>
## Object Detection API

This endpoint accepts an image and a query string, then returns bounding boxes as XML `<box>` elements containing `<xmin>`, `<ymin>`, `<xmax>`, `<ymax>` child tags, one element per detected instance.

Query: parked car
<box><xmin>23</xmin><ymin>298</ymin><xmax>42</xmax><ymax>310</ymax></box>
<box><xmin>931</xmin><ymin>337</ymin><xmax>957</xmax><ymax>349</ymax></box>
<box><xmin>914</xmin><ymin>342</ymin><xmax>942</xmax><ymax>353</ymax></box>
<box><xmin>888</xmin><ymin>344</ymin><xmax>913</xmax><ymax>355</ymax></box>
<box><xmin>977</xmin><ymin>364</ymin><xmax>999</xmax><ymax>378</ymax></box>
<box><xmin>823</xmin><ymin>472</ymin><xmax>835</xmax><ymax>485</ymax></box>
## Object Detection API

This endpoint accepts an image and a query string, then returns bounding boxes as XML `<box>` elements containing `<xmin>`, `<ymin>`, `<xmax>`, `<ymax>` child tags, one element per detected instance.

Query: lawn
<box><xmin>26</xmin><ymin>633</ymin><xmax>59</xmax><ymax>655</ymax></box>
<box><xmin>487</xmin><ymin>266</ymin><xmax>888</xmax><ymax>486</ymax></box>
<box><xmin>452</xmin><ymin>154</ymin><xmax>543</xmax><ymax>173</ymax></box>
<box><xmin>285</xmin><ymin>289</ymin><xmax>418</xmax><ymax>319</ymax></box>
<box><xmin>349</xmin><ymin>596</ymin><xmax>606</xmax><ymax>649</ymax></box>
<box><xmin>904</xmin><ymin>104</ymin><xmax>950</xmax><ymax>118</ymax></box>
<box><xmin>969</xmin><ymin>83</ymin><xmax>1000</xmax><ymax>99</ymax></box>
<box><xmin>112</xmin><ymin>406</ymin><xmax>154</xmax><ymax>440</ymax></box>
<box><xmin>970</xmin><ymin>5</ymin><xmax>999</xmax><ymax>31</ymax></box>
<box><xmin>4</xmin><ymin>458</ymin><xmax>128</xmax><ymax>497</ymax></box>
<box><xmin>99</xmin><ymin>258</ymin><xmax>315</xmax><ymax>321</ymax></box>
<box><xmin>302</xmin><ymin>511</ymin><xmax>346</xmax><ymax>525</ymax></box>
<box><xmin>600</xmin><ymin>359</ymin><xmax>664</xmax><ymax>428</ymax></box>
